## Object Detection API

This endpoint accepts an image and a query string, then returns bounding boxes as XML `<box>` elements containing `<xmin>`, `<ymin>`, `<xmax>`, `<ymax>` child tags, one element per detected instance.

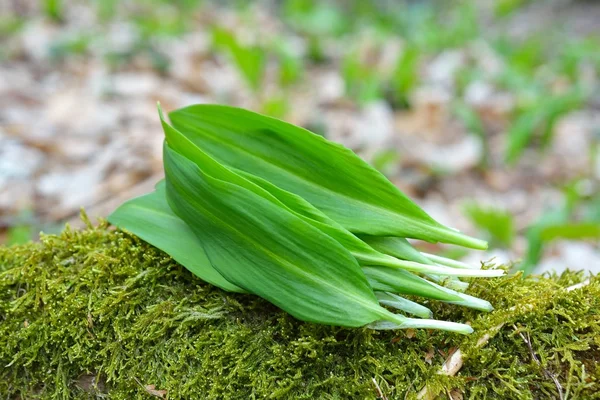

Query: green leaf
<box><xmin>518</xmin><ymin>208</ymin><xmax>570</xmax><ymax>276</ymax></box>
<box><xmin>540</xmin><ymin>223</ymin><xmax>600</xmax><ymax>241</ymax></box>
<box><xmin>107</xmin><ymin>181</ymin><xmax>245</xmax><ymax>293</ymax></box>
<box><xmin>161</xmin><ymin>117</ymin><xmax>473</xmax><ymax>333</ymax></box>
<box><xmin>361</xmin><ymin>236</ymin><xmax>478</xmax><ymax>291</ymax></box>
<box><xmin>43</xmin><ymin>0</ymin><xmax>63</xmax><ymax>22</ymax></box>
<box><xmin>505</xmin><ymin>109</ymin><xmax>541</xmax><ymax>164</ymax></box>
<box><xmin>506</xmin><ymin>90</ymin><xmax>585</xmax><ymax>164</ymax></box>
<box><xmin>5</xmin><ymin>225</ymin><xmax>33</xmax><ymax>246</ymax></box>
<box><xmin>391</xmin><ymin>44</ymin><xmax>420</xmax><ymax>107</ymax></box>
<box><xmin>453</xmin><ymin>102</ymin><xmax>489</xmax><ymax>168</ymax></box>
<box><xmin>361</xmin><ymin>236</ymin><xmax>433</xmax><ymax>265</ymax></box>
<box><xmin>168</xmin><ymin>104</ymin><xmax>487</xmax><ymax>250</ymax></box>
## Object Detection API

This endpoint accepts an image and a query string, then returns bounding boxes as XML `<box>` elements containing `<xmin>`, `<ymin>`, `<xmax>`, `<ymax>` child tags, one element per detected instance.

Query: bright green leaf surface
<box><xmin>167</xmin><ymin>104</ymin><xmax>487</xmax><ymax>249</ymax></box>
<box><xmin>159</xmin><ymin>107</ymin><xmax>495</xmax><ymax>280</ymax></box>
<box><xmin>107</xmin><ymin>182</ymin><xmax>245</xmax><ymax>293</ymax></box>
<box><xmin>163</xmin><ymin>143</ymin><xmax>398</xmax><ymax>327</ymax></box>
<box><xmin>235</xmin><ymin>170</ymin><xmax>499</xmax><ymax>277</ymax></box>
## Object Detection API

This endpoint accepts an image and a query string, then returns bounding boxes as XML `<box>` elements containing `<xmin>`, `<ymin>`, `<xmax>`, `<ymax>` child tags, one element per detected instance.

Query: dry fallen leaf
<box><xmin>144</xmin><ymin>384</ymin><xmax>167</xmax><ymax>398</ymax></box>
<box><xmin>449</xmin><ymin>388</ymin><xmax>464</xmax><ymax>400</ymax></box>
<box><xmin>424</xmin><ymin>347</ymin><xmax>435</xmax><ymax>364</ymax></box>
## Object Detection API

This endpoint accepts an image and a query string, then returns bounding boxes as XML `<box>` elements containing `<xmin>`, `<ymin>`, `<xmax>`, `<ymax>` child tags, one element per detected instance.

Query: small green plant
<box><xmin>453</xmin><ymin>101</ymin><xmax>490</xmax><ymax>168</ymax></box>
<box><xmin>505</xmin><ymin>88</ymin><xmax>586</xmax><ymax>164</ymax></box>
<box><xmin>5</xmin><ymin>225</ymin><xmax>33</xmax><ymax>247</ymax></box>
<box><xmin>494</xmin><ymin>0</ymin><xmax>532</xmax><ymax>17</ymax></box>
<box><xmin>49</xmin><ymin>33</ymin><xmax>93</xmax><ymax>61</ymax></box>
<box><xmin>272</xmin><ymin>38</ymin><xmax>304</xmax><ymax>87</ymax></box>
<box><xmin>43</xmin><ymin>0</ymin><xmax>63</xmax><ymax>22</ymax></box>
<box><xmin>212</xmin><ymin>27</ymin><xmax>266</xmax><ymax>92</ymax></box>
<box><xmin>260</xmin><ymin>95</ymin><xmax>290</xmax><ymax>119</ymax></box>
<box><xmin>109</xmin><ymin>104</ymin><xmax>503</xmax><ymax>334</ymax></box>
<box><xmin>389</xmin><ymin>44</ymin><xmax>420</xmax><ymax>108</ymax></box>
<box><xmin>464</xmin><ymin>203</ymin><xmax>515</xmax><ymax>248</ymax></box>
<box><xmin>2</xmin><ymin>210</ymin><xmax>36</xmax><ymax>247</ymax></box>
<box><xmin>370</xmin><ymin>149</ymin><xmax>401</xmax><ymax>177</ymax></box>
<box><xmin>341</xmin><ymin>51</ymin><xmax>384</xmax><ymax>105</ymax></box>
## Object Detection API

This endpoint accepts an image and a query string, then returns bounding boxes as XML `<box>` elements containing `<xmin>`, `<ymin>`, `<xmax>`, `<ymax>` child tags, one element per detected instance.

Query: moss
<box><xmin>0</xmin><ymin>220</ymin><xmax>598</xmax><ymax>399</ymax></box>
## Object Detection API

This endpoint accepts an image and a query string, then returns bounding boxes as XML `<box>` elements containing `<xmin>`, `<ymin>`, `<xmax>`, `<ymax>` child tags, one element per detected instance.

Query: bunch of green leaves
<box><xmin>109</xmin><ymin>104</ymin><xmax>503</xmax><ymax>334</ymax></box>
<box><xmin>492</xmin><ymin>34</ymin><xmax>591</xmax><ymax>164</ymax></box>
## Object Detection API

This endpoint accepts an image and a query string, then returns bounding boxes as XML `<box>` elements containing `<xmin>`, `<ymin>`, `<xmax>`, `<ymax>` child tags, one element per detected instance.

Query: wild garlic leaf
<box><xmin>159</xmin><ymin>107</ymin><xmax>498</xmax><ymax>311</ymax></box>
<box><xmin>107</xmin><ymin>181</ymin><xmax>245</xmax><ymax>293</ymax></box>
<box><xmin>163</xmin><ymin>143</ymin><xmax>473</xmax><ymax>334</ymax></box>
<box><xmin>167</xmin><ymin>104</ymin><xmax>487</xmax><ymax>249</ymax></box>
<box><xmin>162</xmin><ymin>105</ymin><xmax>423</xmax><ymax>276</ymax></box>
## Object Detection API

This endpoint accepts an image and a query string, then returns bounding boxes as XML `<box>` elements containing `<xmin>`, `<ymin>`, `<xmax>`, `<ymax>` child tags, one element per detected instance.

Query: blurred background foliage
<box><xmin>0</xmin><ymin>0</ymin><xmax>598</xmax><ymax>276</ymax></box>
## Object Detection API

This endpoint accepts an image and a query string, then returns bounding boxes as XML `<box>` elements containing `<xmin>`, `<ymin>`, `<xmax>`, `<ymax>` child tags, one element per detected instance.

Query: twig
<box><xmin>417</xmin><ymin>349</ymin><xmax>463</xmax><ymax>399</ymax></box>
<box><xmin>372</xmin><ymin>377</ymin><xmax>388</xmax><ymax>400</ymax></box>
<box><xmin>476</xmin><ymin>323</ymin><xmax>505</xmax><ymax>348</ymax></box>
<box><xmin>566</xmin><ymin>279</ymin><xmax>590</xmax><ymax>292</ymax></box>
<box><xmin>513</xmin><ymin>325</ymin><xmax>564</xmax><ymax>400</ymax></box>
<box><xmin>416</xmin><ymin>323</ymin><xmax>505</xmax><ymax>399</ymax></box>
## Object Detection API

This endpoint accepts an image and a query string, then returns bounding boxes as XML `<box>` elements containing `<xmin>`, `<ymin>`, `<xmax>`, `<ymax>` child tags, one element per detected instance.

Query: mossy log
<box><xmin>1</xmin><ymin>220</ymin><xmax>598</xmax><ymax>399</ymax></box>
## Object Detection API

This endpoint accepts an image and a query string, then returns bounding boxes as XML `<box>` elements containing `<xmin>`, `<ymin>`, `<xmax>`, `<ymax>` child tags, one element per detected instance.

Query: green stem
<box><xmin>426</xmin><ymin>274</ymin><xmax>469</xmax><ymax>291</ymax></box>
<box><xmin>424</xmin><ymin>223</ymin><xmax>488</xmax><ymax>250</ymax></box>
<box><xmin>370</xmin><ymin>316</ymin><xmax>474</xmax><ymax>335</ymax></box>
<box><xmin>422</xmin><ymin>252</ymin><xmax>478</xmax><ymax>269</ymax></box>
<box><xmin>373</xmin><ymin>255</ymin><xmax>503</xmax><ymax>277</ymax></box>
<box><xmin>376</xmin><ymin>292</ymin><xmax>432</xmax><ymax>319</ymax></box>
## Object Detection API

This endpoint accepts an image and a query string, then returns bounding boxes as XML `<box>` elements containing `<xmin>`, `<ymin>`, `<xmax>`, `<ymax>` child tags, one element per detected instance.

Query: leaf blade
<box><xmin>168</xmin><ymin>104</ymin><xmax>487</xmax><ymax>249</ymax></box>
<box><xmin>107</xmin><ymin>182</ymin><xmax>245</xmax><ymax>293</ymax></box>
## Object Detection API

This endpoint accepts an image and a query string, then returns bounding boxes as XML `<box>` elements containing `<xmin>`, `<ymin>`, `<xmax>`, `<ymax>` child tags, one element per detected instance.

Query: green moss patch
<box><xmin>1</xmin><ymin>219</ymin><xmax>598</xmax><ymax>399</ymax></box>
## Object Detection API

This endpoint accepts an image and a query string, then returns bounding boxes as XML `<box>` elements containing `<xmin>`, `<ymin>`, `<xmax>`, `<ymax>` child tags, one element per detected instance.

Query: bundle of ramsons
<box><xmin>109</xmin><ymin>104</ymin><xmax>503</xmax><ymax>334</ymax></box>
